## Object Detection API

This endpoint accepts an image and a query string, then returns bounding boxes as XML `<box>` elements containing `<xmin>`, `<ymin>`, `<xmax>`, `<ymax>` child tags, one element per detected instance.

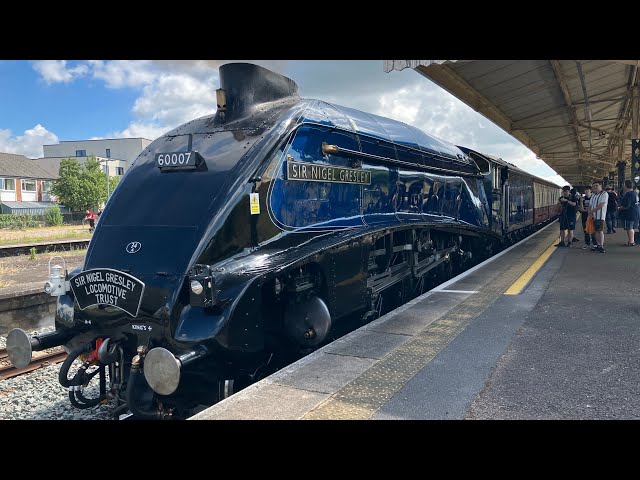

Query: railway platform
<box><xmin>192</xmin><ymin>221</ymin><xmax>640</xmax><ymax>420</ymax></box>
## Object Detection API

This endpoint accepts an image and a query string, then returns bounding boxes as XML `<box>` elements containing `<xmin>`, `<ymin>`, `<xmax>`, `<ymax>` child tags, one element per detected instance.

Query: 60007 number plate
<box><xmin>156</xmin><ymin>151</ymin><xmax>203</xmax><ymax>171</ymax></box>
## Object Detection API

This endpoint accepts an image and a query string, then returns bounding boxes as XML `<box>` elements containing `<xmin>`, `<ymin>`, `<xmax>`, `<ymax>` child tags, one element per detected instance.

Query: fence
<box><xmin>0</xmin><ymin>211</ymin><xmax>88</xmax><ymax>229</ymax></box>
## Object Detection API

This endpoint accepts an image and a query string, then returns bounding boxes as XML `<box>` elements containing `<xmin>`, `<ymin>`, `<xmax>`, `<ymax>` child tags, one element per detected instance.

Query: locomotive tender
<box><xmin>6</xmin><ymin>63</ymin><xmax>561</xmax><ymax>419</ymax></box>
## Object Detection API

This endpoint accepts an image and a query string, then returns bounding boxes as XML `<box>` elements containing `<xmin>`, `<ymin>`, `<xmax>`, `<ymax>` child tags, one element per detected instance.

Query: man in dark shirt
<box><xmin>605</xmin><ymin>185</ymin><xmax>618</xmax><ymax>234</ymax></box>
<box><xmin>556</xmin><ymin>185</ymin><xmax>578</xmax><ymax>247</ymax></box>
<box><xmin>617</xmin><ymin>179</ymin><xmax>639</xmax><ymax>246</ymax></box>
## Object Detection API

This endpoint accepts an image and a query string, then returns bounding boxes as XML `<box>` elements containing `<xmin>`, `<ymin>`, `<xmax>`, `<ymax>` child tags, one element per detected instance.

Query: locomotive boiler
<box><xmin>6</xmin><ymin>63</ymin><xmax>561</xmax><ymax>419</ymax></box>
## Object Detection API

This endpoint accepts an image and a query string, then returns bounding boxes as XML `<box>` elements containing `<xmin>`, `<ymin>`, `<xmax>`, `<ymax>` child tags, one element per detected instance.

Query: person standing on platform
<box><xmin>580</xmin><ymin>187</ymin><xmax>593</xmax><ymax>249</ymax></box>
<box><xmin>605</xmin><ymin>185</ymin><xmax>618</xmax><ymax>234</ymax></box>
<box><xmin>556</xmin><ymin>185</ymin><xmax>578</xmax><ymax>247</ymax></box>
<box><xmin>589</xmin><ymin>181</ymin><xmax>609</xmax><ymax>253</ymax></box>
<box><xmin>617</xmin><ymin>179</ymin><xmax>639</xmax><ymax>246</ymax></box>
<box><xmin>570</xmin><ymin>188</ymin><xmax>580</xmax><ymax>243</ymax></box>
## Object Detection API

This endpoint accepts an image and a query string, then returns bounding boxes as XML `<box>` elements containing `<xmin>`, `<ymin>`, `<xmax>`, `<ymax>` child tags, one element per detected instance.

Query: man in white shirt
<box><xmin>589</xmin><ymin>180</ymin><xmax>609</xmax><ymax>253</ymax></box>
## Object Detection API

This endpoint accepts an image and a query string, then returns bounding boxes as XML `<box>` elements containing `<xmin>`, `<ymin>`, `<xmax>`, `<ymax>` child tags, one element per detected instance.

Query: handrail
<box><xmin>320</xmin><ymin>142</ymin><xmax>482</xmax><ymax>179</ymax></box>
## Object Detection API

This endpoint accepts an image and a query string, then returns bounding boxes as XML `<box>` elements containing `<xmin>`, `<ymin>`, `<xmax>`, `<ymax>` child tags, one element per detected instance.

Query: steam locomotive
<box><xmin>6</xmin><ymin>63</ymin><xmax>561</xmax><ymax>419</ymax></box>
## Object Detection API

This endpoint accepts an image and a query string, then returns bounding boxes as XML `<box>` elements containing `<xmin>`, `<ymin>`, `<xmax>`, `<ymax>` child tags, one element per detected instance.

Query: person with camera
<box><xmin>556</xmin><ymin>185</ymin><xmax>578</xmax><ymax>247</ymax></box>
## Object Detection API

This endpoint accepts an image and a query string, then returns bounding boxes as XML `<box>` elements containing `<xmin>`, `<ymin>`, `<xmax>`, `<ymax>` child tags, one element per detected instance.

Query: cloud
<box><xmin>541</xmin><ymin>174</ymin><xmax>568</xmax><ymax>187</ymax></box>
<box><xmin>88</xmin><ymin>60</ymin><xmax>157</xmax><ymax>89</ymax></box>
<box><xmin>21</xmin><ymin>59</ymin><xmax>574</xmax><ymax>187</ymax></box>
<box><xmin>369</xmin><ymin>77</ymin><xmax>569</xmax><ymax>183</ymax></box>
<box><xmin>0</xmin><ymin>124</ymin><xmax>58</xmax><ymax>158</ymax></box>
<box><xmin>107</xmin><ymin>70</ymin><xmax>219</xmax><ymax>141</ymax></box>
<box><xmin>109</xmin><ymin>122</ymin><xmax>171</xmax><ymax>142</ymax></box>
<box><xmin>131</xmin><ymin>73</ymin><xmax>216</xmax><ymax>125</ymax></box>
<box><xmin>32</xmin><ymin>61</ymin><xmax>88</xmax><ymax>84</ymax></box>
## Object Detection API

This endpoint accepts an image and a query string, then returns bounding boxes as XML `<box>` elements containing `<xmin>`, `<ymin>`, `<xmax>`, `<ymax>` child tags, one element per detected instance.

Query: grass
<box><xmin>0</xmin><ymin>262</ymin><xmax>21</xmax><ymax>275</ymax></box>
<box><xmin>0</xmin><ymin>262</ymin><xmax>21</xmax><ymax>288</ymax></box>
<box><xmin>11</xmin><ymin>247</ymin><xmax>88</xmax><ymax>261</ymax></box>
<box><xmin>45</xmin><ymin>248</ymin><xmax>88</xmax><ymax>259</ymax></box>
<box><xmin>0</xmin><ymin>230</ymin><xmax>90</xmax><ymax>246</ymax></box>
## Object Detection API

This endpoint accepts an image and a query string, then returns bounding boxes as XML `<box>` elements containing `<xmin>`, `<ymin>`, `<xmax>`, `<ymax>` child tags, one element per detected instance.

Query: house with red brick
<box><xmin>0</xmin><ymin>152</ymin><xmax>58</xmax><ymax>214</ymax></box>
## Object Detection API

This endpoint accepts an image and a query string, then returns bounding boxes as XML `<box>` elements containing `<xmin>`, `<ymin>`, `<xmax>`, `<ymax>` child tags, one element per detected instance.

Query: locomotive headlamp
<box><xmin>44</xmin><ymin>257</ymin><xmax>70</xmax><ymax>297</ymax></box>
<box><xmin>188</xmin><ymin>264</ymin><xmax>216</xmax><ymax>307</ymax></box>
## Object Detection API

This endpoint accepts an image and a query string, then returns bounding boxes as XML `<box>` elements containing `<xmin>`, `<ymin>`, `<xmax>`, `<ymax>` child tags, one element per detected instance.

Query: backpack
<box><xmin>607</xmin><ymin>191</ymin><xmax>618</xmax><ymax>211</ymax></box>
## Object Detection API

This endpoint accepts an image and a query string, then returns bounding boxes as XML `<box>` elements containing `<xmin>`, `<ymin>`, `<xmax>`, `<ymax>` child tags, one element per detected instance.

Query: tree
<box><xmin>45</xmin><ymin>205</ymin><xmax>63</xmax><ymax>226</ymax></box>
<box><xmin>51</xmin><ymin>158</ymin><xmax>84</xmax><ymax>211</ymax></box>
<box><xmin>51</xmin><ymin>156</ymin><xmax>117</xmax><ymax>211</ymax></box>
<box><xmin>109</xmin><ymin>174</ymin><xmax>121</xmax><ymax>198</ymax></box>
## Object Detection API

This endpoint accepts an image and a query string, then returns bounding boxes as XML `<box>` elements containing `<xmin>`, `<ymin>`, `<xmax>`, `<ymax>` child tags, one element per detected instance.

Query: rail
<box><xmin>0</xmin><ymin>239</ymin><xmax>91</xmax><ymax>257</ymax></box>
<box><xmin>0</xmin><ymin>346</ymin><xmax>68</xmax><ymax>381</ymax></box>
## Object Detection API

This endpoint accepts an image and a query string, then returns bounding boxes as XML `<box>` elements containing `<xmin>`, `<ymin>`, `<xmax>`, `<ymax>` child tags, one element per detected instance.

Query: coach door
<box><xmin>490</xmin><ymin>163</ymin><xmax>504</xmax><ymax>233</ymax></box>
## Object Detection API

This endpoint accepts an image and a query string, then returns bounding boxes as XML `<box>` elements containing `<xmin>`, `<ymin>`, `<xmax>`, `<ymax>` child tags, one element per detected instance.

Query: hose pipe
<box><xmin>68</xmin><ymin>362</ymin><xmax>107</xmax><ymax>409</ymax></box>
<box><xmin>124</xmin><ymin>346</ymin><xmax>163</xmax><ymax>420</ymax></box>
<box><xmin>58</xmin><ymin>343</ymin><xmax>92</xmax><ymax>388</ymax></box>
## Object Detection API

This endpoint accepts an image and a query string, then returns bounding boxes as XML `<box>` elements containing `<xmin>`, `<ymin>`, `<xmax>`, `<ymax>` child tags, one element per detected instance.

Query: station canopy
<box><xmin>384</xmin><ymin>60</ymin><xmax>640</xmax><ymax>188</ymax></box>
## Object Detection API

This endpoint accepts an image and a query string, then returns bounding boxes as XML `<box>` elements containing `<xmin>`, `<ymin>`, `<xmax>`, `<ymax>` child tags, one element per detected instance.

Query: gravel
<box><xmin>0</xmin><ymin>326</ymin><xmax>118</xmax><ymax>420</ymax></box>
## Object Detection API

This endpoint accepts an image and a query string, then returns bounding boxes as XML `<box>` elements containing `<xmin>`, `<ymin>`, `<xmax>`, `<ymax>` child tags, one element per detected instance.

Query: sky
<box><xmin>0</xmin><ymin>60</ymin><xmax>567</xmax><ymax>186</ymax></box>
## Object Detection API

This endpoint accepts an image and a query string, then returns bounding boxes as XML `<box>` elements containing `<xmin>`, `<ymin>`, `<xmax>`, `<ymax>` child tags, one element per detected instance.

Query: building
<box><xmin>0</xmin><ymin>152</ymin><xmax>58</xmax><ymax>214</ymax></box>
<box><xmin>43</xmin><ymin>138</ymin><xmax>151</xmax><ymax>164</ymax></box>
<box><xmin>38</xmin><ymin>137</ymin><xmax>152</xmax><ymax>178</ymax></box>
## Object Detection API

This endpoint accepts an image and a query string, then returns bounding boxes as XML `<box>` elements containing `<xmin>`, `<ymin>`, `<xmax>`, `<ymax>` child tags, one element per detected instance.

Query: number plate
<box><xmin>156</xmin><ymin>151</ymin><xmax>203</xmax><ymax>171</ymax></box>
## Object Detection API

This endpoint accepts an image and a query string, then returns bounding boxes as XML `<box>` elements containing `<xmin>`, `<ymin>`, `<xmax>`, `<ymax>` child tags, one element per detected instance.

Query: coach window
<box><xmin>470</xmin><ymin>153</ymin><xmax>490</xmax><ymax>175</ymax></box>
<box><xmin>492</xmin><ymin>165</ymin><xmax>500</xmax><ymax>190</ymax></box>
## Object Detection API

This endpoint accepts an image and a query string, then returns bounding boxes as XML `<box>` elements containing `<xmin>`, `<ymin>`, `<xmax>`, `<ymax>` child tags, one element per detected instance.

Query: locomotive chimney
<box><xmin>216</xmin><ymin>63</ymin><xmax>299</xmax><ymax>122</ymax></box>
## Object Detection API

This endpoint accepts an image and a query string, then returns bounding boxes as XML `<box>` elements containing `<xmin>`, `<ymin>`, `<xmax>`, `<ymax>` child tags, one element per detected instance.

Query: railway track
<box><xmin>0</xmin><ymin>346</ymin><xmax>68</xmax><ymax>381</ymax></box>
<box><xmin>0</xmin><ymin>239</ymin><xmax>91</xmax><ymax>257</ymax></box>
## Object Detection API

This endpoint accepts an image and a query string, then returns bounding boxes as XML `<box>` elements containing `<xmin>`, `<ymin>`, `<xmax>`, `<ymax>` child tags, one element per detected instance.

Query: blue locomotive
<box><xmin>6</xmin><ymin>63</ymin><xmax>561</xmax><ymax>419</ymax></box>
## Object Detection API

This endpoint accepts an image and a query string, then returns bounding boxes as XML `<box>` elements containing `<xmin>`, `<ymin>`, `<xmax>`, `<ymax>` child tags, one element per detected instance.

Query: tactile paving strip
<box><xmin>303</xmin><ymin>229</ymin><xmax>559</xmax><ymax>419</ymax></box>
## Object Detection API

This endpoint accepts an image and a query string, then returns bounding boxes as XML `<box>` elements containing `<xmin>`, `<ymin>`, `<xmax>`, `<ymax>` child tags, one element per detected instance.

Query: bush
<box><xmin>45</xmin><ymin>205</ymin><xmax>63</xmax><ymax>226</ymax></box>
<box><xmin>0</xmin><ymin>214</ymin><xmax>41</xmax><ymax>229</ymax></box>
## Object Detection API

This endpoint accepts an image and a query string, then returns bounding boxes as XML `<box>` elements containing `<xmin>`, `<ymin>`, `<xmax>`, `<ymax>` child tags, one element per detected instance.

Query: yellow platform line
<box><xmin>504</xmin><ymin>236</ymin><xmax>560</xmax><ymax>295</ymax></box>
